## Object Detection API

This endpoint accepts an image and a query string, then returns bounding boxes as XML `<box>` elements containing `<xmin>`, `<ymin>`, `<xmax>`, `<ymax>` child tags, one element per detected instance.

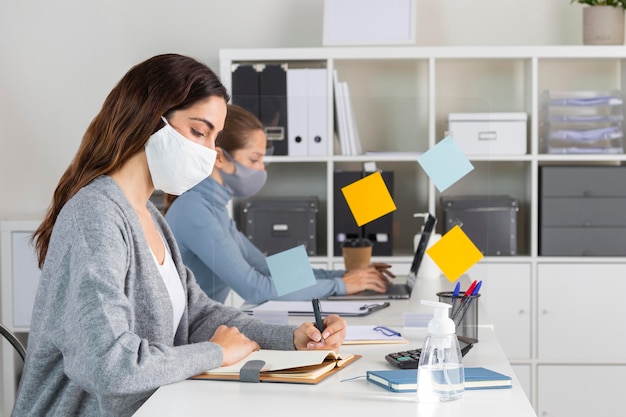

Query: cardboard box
<box><xmin>448</xmin><ymin>112</ymin><xmax>527</xmax><ymax>155</ymax></box>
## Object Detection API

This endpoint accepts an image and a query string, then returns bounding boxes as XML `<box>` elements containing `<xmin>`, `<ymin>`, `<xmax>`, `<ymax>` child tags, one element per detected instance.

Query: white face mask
<box><xmin>145</xmin><ymin>117</ymin><xmax>217</xmax><ymax>195</ymax></box>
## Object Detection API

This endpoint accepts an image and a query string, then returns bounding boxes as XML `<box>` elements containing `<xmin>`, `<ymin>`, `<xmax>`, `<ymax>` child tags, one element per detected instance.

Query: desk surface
<box><xmin>133</xmin><ymin>277</ymin><xmax>537</xmax><ymax>417</ymax></box>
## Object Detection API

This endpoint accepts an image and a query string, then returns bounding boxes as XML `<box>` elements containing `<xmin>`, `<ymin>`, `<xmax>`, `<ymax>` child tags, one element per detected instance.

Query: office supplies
<box><xmin>265</xmin><ymin>245</ymin><xmax>316</xmax><ymax>296</ymax></box>
<box><xmin>341</xmin><ymin>171</ymin><xmax>396</xmax><ymax>227</ymax></box>
<box><xmin>343</xmin><ymin>325</ymin><xmax>407</xmax><ymax>345</ymax></box>
<box><xmin>417</xmin><ymin>136</ymin><xmax>475</xmax><ymax>193</ymax></box>
<box><xmin>259</xmin><ymin>64</ymin><xmax>288</xmax><ymax>155</ymax></box>
<box><xmin>231</xmin><ymin>64</ymin><xmax>260</xmax><ymax>119</ymax></box>
<box><xmin>312</xmin><ymin>298</ymin><xmax>324</xmax><ymax>334</ymax></box>
<box><xmin>328</xmin><ymin>213</ymin><xmax>436</xmax><ymax>300</ymax></box>
<box><xmin>427</xmin><ymin>225</ymin><xmax>484</xmax><ymax>282</ymax></box>
<box><xmin>366</xmin><ymin>367</ymin><xmax>512</xmax><ymax>392</ymax></box>
<box><xmin>245</xmin><ymin>300</ymin><xmax>389</xmax><ymax>316</ymax></box>
<box><xmin>193</xmin><ymin>350</ymin><xmax>360</xmax><ymax>384</ymax></box>
<box><xmin>286</xmin><ymin>67</ymin><xmax>308</xmax><ymax>156</ymax></box>
<box><xmin>439</xmin><ymin>289</ymin><xmax>481</xmax><ymax>343</ymax></box>
<box><xmin>384</xmin><ymin>335</ymin><xmax>474</xmax><ymax>369</ymax></box>
<box><xmin>306</xmin><ymin>68</ymin><xmax>328</xmax><ymax>156</ymax></box>
<box><xmin>472</xmin><ymin>280</ymin><xmax>482</xmax><ymax>296</ymax></box>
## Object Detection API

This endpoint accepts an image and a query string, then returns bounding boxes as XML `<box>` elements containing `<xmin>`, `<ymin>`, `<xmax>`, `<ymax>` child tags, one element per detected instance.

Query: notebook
<box><xmin>192</xmin><ymin>350</ymin><xmax>360</xmax><ymax>384</ymax></box>
<box><xmin>328</xmin><ymin>213</ymin><xmax>436</xmax><ymax>300</ymax></box>
<box><xmin>366</xmin><ymin>367</ymin><xmax>513</xmax><ymax>392</ymax></box>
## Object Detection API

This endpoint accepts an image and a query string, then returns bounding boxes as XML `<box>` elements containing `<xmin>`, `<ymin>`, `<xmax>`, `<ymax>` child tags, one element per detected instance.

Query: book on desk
<box><xmin>366</xmin><ymin>367</ymin><xmax>512</xmax><ymax>392</ymax></box>
<box><xmin>192</xmin><ymin>350</ymin><xmax>360</xmax><ymax>384</ymax></box>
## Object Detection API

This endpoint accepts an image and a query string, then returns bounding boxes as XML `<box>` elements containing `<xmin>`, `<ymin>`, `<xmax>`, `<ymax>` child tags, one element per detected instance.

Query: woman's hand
<box><xmin>342</xmin><ymin>263</ymin><xmax>394</xmax><ymax>294</ymax></box>
<box><xmin>293</xmin><ymin>314</ymin><xmax>347</xmax><ymax>352</ymax></box>
<box><xmin>210</xmin><ymin>325</ymin><xmax>260</xmax><ymax>366</ymax></box>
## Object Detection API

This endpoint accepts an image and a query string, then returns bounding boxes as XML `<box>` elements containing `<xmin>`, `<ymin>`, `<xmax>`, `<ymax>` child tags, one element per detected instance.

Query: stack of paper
<box><xmin>333</xmin><ymin>70</ymin><xmax>362</xmax><ymax>156</ymax></box>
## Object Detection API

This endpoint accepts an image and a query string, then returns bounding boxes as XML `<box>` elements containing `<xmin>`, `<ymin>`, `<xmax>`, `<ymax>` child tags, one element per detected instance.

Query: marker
<box><xmin>312</xmin><ymin>298</ymin><xmax>325</xmax><ymax>335</ymax></box>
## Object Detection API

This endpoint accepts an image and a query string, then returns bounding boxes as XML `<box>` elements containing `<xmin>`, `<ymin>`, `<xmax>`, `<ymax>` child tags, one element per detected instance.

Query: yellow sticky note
<box><xmin>426</xmin><ymin>225</ymin><xmax>484</xmax><ymax>282</ymax></box>
<box><xmin>341</xmin><ymin>171</ymin><xmax>396</xmax><ymax>227</ymax></box>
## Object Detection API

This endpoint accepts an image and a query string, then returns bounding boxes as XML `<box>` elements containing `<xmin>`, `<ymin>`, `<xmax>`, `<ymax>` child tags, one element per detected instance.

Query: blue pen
<box><xmin>312</xmin><ymin>298</ymin><xmax>324</xmax><ymax>334</ymax></box>
<box><xmin>450</xmin><ymin>281</ymin><xmax>462</xmax><ymax>317</ymax></box>
<box><xmin>453</xmin><ymin>281</ymin><xmax>461</xmax><ymax>297</ymax></box>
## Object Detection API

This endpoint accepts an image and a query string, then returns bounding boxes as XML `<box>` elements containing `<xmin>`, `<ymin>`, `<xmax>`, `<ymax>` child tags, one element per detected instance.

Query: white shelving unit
<box><xmin>220</xmin><ymin>46</ymin><xmax>626</xmax><ymax>417</ymax></box>
<box><xmin>1</xmin><ymin>220</ymin><xmax>40</xmax><ymax>417</ymax></box>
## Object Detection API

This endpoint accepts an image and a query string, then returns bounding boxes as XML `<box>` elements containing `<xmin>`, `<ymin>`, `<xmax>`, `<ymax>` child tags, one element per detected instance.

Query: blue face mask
<box><xmin>218</xmin><ymin>150</ymin><xmax>267</xmax><ymax>197</ymax></box>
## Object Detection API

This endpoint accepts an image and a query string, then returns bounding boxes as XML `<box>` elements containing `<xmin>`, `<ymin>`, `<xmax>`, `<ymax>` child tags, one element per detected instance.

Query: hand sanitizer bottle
<box><xmin>417</xmin><ymin>300</ymin><xmax>465</xmax><ymax>402</ymax></box>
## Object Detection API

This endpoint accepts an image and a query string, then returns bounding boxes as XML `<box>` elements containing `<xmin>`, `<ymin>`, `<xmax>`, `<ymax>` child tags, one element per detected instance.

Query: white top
<box><xmin>152</xmin><ymin>235</ymin><xmax>185</xmax><ymax>335</ymax></box>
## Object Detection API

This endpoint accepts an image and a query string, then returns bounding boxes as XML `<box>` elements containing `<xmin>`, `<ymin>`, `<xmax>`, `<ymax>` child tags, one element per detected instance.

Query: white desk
<box><xmin>133</xmin><ymin>278</ymin><xmax>537</xmax><ymax>417</ymax></box>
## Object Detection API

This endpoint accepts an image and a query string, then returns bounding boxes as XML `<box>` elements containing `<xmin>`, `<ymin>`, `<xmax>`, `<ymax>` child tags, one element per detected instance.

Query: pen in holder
<box><xmin>437</xmin><ymin>291</ymin><xmax>480</xmax><ymax>343</ymax></box>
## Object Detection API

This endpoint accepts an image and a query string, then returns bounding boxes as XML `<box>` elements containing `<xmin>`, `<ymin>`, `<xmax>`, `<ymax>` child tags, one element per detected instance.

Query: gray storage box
<box><xmin>239</xmin><ymin>197</ymin><xmax>318</xmax><ymax>256</ymax></box>
<box><xmin>540</xmin><ymin>166</ymin><xmax>626</xmax><ymax>256</ymax></box>
<box><xmin>442</xmin><ymin>196</ymin><xmax>519</xmax><ymax>256</ymax></box>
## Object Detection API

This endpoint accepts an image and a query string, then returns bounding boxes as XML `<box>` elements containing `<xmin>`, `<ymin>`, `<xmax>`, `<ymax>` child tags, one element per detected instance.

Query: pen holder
<box><xmin>437</xmin><ymin>291</ymin><xmax>480</xmax><ymax>343</ymax></box>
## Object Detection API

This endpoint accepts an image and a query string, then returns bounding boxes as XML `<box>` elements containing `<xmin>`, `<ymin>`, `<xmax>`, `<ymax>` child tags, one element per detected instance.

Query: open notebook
<box><xmin>192</xmin><ymin>350</ymin><xmax>360</xmax><ymax>384</ymax></box>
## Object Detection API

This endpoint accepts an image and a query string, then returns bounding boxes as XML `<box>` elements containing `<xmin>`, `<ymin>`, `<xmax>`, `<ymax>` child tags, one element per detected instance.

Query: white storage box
<box><xmin>448</xmin><ymin>112</ymin><xmax>527</xmax><ymax>155</ymax></box>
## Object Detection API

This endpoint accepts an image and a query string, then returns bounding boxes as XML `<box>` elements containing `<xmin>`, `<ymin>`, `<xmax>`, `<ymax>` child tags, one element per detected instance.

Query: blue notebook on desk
<box><xmin>366</xmin><ymin>367</ymin><xmax>512</xmax><ymax>392</ymax></box>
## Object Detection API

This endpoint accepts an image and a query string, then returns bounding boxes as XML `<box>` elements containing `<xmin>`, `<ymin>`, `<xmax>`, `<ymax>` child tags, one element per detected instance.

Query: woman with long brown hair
<box><xmin>13</xmin><ymin>54</ymin><xmax>346</xmax><ymax>417</ymax></box>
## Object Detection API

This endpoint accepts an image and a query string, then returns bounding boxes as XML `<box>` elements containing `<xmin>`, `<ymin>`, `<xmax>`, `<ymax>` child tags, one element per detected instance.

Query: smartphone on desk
<box><xmin>385</xmin><ymin>335</ymin><xmax>474</xmax><ymax>369</ymax></box>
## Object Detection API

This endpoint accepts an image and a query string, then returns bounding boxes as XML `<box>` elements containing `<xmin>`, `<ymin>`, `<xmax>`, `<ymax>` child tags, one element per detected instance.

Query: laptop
<box><xmin>328</xmin><ymin>213</ymin><xmax>437</xmax><ymax>300</ymax></box>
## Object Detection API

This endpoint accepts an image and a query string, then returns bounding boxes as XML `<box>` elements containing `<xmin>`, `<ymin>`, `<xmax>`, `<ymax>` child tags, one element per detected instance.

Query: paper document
<box><xmin>343</xmin><ymin>325</ymin><xmax>408</xmax><ymax>345</ymax></box>
<box><xmin>245</xmin><ymin>300</ymin><xmax>389</xmax><ymax>316</ymax></box>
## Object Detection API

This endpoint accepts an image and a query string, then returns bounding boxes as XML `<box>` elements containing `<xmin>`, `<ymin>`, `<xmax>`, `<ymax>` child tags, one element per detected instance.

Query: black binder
<box><xmin>231</xmin><ymin>64</ymin><xmax>260</xmax><ymax>119</ymax></box>
<box><xmin>259</xmin><ymin>64</ymin><xmax>288</xmax><ymax>155</ymax></box>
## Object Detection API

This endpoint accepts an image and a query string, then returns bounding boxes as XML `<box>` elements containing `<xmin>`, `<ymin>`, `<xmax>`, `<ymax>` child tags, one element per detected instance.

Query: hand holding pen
<box><xmin>293</xmin><ymin>299</ymin><xmax>347</xmax><ymax>352</ymax></box>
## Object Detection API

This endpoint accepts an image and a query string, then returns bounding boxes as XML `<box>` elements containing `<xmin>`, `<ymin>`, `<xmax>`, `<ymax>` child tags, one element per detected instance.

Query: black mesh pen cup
<box><xmin>437</xmin><ymin>291</ymin><xmax>481</xmax><ymax>343</ymax></box>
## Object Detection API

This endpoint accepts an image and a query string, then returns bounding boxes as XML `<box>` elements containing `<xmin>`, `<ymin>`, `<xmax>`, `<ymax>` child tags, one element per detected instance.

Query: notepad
<box><xmin>343</xmin><ymin>325</ymin><xmax>408</xmax><ymax>345</ymax></box>
<box><xmin>366</xmin><ymin>367</ymin><xmax>512</xmax><ymax>392</ymax></box>
<box><xmin>193</xmin><ymin>350</ymin><xmax>360</xmax><ymax>384</ymax></box>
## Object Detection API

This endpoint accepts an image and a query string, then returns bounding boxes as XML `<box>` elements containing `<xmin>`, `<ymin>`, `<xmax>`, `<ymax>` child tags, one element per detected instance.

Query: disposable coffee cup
<box><xmin>341</xmin><ymin>238</ymin><xmax>373</xmax><ymax>270</ymax></box>
<box><xmin>437</xmin><ymin>291</ymin><xmax>480</xmax><ymax>343</ymax></box>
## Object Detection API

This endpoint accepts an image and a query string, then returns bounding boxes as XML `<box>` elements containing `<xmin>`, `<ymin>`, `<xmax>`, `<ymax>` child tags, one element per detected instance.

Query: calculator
<box><xmin>384</xmin><ymin>336</ymin><xmax>474</xmax><ymax>369</ymax></box>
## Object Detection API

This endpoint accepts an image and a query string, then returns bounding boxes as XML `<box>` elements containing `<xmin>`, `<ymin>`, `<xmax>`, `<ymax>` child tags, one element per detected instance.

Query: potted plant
<box><xmin>571</xmin><ymin>0</ymin><xmax>626</xmax><ymax>45</ymax></box>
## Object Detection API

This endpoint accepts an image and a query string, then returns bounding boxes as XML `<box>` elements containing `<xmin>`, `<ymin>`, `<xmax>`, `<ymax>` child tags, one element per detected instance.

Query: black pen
<box><xmin>312</xmin><ymin>298</ymin><xmax>325</xmax><ymax>336</ymax></box>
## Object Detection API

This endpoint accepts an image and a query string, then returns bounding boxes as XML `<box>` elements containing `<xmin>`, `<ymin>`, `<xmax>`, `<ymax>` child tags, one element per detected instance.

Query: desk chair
<box><xmin>0</xmin><ymin>323</ymin><xmax>26</xmax><ymax>362</ymax></box>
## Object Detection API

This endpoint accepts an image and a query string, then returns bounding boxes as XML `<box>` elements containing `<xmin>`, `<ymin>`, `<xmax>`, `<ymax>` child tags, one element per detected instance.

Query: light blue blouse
<box><xmin>165</xmin><ymin>177</ymin><xmax>346</xmax><ymax>304</ymax></box>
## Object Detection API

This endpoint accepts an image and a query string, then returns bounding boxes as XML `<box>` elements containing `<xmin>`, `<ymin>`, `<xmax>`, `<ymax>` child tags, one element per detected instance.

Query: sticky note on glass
<box><xmin>426</xmin><ymin>225</ymin><xmax>483</xmax><ymax>282</ymax></box>
<box><xmin>266</xmin><ymin>245</ymin><xmax>316</xmax><ymax>296</ymax></box>
<box><xmin>417</xmin><ymin>136</ymin><xmax>474</xmax><ymax>192</ymax></box>
<box><xmin>341</xmin><ymin>171</ymin><xmax>396</xmax><ymax>227</ymax></box>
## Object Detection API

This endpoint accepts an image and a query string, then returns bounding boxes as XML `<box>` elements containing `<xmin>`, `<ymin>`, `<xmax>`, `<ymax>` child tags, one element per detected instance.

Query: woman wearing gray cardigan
<box><xmin>12</xmin><ymin>54</ymin><xmax>346</xmax><ymax>417</ymax></box>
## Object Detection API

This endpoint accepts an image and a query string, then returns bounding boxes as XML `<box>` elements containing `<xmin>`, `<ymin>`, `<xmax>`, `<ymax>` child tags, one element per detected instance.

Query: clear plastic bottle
<box><xmin>417</xmin><ymin>300</ymin><xmax>465</xmax><ymax>402</ymax></box>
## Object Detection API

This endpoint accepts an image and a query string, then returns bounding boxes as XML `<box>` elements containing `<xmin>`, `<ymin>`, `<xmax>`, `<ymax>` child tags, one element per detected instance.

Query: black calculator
<box><xmin>384</xmin><ymin>336</ymin><xmax>474</xmax><ymax>369</ymax></box>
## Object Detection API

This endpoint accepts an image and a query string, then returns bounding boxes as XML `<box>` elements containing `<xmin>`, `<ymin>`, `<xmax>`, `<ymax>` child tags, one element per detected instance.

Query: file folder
<box><xmin>287</xmin><ymin>68</ymin><xmax>329</xmax><ymax>156</ymax></box>
<box><xmin>307</xmin><ymin>68</ymin><xmax>329</xmax><ymax>156</ymax></box>
<box><xmin>231</xmin><ymin>64</ymin><xmax>260</xmax><ymax>119</ymax></box>
<box><xmin>286</xmin><ymin>68</ymin><xmax>308</xmax><ymax>156</ymax></box>
<box><xmin>259</xmin><ymin>64</ymin><xmax>288</xmax><ymax>156</ymax></box>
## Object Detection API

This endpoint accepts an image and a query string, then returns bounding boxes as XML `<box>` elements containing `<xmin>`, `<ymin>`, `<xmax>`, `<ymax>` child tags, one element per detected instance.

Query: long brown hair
<box><xmin>163</xmin><ymin>103</ymin><xmax>264</xmax><ymax>212</ymax></box>
<box><xmin>33</xmin><ymin>54</ymin><xmax>229</xmax><ymax>267</ymax></box>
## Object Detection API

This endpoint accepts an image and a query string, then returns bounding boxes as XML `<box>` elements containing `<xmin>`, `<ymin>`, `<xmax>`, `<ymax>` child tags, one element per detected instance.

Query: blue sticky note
<box><xmin>417</xmin><ymin>136</ymin><xmax>474</xmax><ymax>192</ymax></box>
<box><xmin>266</xmin><ymin>245</ymin><xmax>316</xmax><ymax>296</ymax></box>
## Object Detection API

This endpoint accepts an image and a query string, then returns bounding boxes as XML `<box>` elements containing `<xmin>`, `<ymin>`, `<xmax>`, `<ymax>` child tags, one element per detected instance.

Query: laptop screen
<box><xmin>406</xmin><ymin>213</ymin><xmax>437</xmax><ymax>290</ymax></box>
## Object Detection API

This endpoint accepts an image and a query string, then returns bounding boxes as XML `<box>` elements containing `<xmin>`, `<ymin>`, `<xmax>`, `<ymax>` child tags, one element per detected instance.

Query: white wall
<box><xmin>0</xmin><ymin>0</ymin><xmax>584</xmax><ymax>218</ymax></box>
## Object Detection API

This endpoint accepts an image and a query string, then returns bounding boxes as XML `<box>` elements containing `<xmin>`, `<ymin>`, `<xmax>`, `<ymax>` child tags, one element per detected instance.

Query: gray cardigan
<box><xmin>12</xmin><ymin>176</ymin><xmax>296</xmax><ymax>417</ymax></box>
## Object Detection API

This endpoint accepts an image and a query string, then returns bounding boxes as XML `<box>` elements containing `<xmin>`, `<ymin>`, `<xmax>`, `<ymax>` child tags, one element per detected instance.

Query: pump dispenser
<box><xmin>417</xmin><ymin>300</ymin><xmax>465</xmax><ymax>402</ymax></box>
